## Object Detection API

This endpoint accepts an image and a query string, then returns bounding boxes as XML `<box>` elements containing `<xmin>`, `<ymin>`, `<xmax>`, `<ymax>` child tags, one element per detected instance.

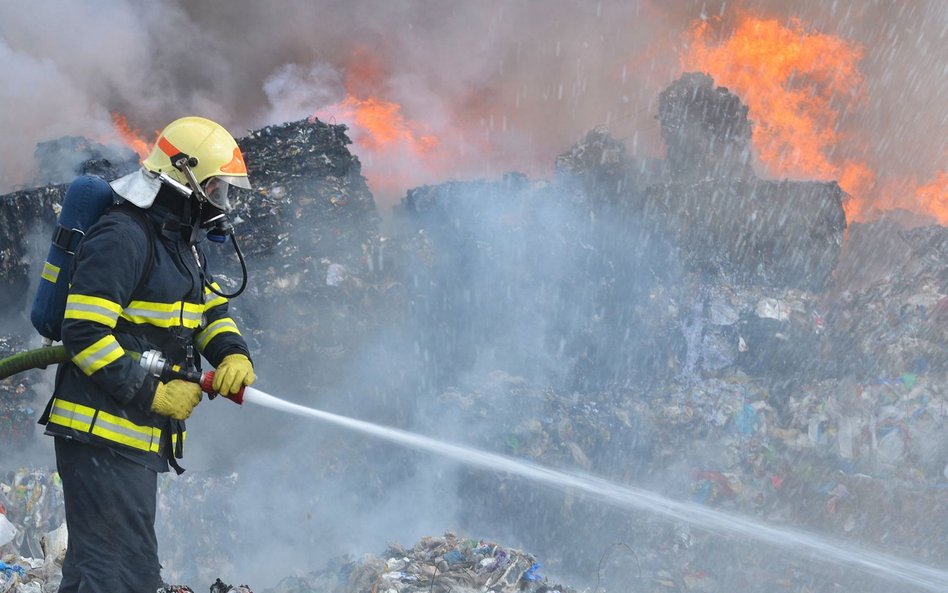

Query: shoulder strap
<box><xmin>111</xmin><ymin>204</ymin><xmax>156</xmax><ymax>297</ymax></box>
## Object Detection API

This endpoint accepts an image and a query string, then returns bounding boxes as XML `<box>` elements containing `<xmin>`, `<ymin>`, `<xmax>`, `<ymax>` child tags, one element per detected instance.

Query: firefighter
<box><xmin>39</xmin><ymin>116</ymin><xmax>256</xmax><ymax>592</ymax></box>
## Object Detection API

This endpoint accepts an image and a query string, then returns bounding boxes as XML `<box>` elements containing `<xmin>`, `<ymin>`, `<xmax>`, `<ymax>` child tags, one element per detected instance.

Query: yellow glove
<box><xmin>151</xmin><ymin>380</ymin><xmax>202</xmax><ymax>420</ymax></box>
<box><xmin>213</xmin><ymin>354</ymin><xmax>255</xmax><ymax>396</ymax></box>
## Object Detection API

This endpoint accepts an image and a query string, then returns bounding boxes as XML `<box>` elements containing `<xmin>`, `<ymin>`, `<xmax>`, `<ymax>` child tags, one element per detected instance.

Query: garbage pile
<box><xmin>436</xmin><ymin>367</ymin><xmax>948</xmax><ymax>590</ymax></box>
<box><xmin>0</xmin><ymin>469</ymin><xmax>65</xmax><ymax>593</ymax></box>
<box><xmin>657</xmin><ymin>72</ymin><xmax>754</xmax><ymax>183</ymax></box>
<box><xmin>0</xmin><ymin>336</ymin><xmax>44</xmax><ymax>452</ymax></box>
<box><xmin>265</xmin><ymin>532</ymin><xmax>566</xmax><ymax>593</ymax></box>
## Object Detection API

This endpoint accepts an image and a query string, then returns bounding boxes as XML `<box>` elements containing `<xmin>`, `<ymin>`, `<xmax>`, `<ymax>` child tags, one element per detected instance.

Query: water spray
<box><xmin>239</xmin><ymin>385</ymin><xmax>948</xmax><ymax>593</ymax></box>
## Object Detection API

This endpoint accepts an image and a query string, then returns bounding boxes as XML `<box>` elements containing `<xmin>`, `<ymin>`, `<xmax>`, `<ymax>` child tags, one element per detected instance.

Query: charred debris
<box><xmin>3</xmin><ymin>73</ymin><xmax>948</xmax><ymax>592</ymax></box>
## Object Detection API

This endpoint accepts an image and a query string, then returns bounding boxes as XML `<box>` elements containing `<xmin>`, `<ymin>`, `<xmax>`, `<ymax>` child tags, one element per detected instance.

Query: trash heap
<box><xmin>264</xmin><ymin>532</ymin><xmax>566</xmax><ymax>593</ymax></box>
<box><xmin>0</xmin><ymin>469</ymin><xmax>65</xmax><ymax>593</ymax></box>
<box><xmin>0</xmin><ymin>336</ymin><xmax>43</xmax><ymax>452</ymax></box>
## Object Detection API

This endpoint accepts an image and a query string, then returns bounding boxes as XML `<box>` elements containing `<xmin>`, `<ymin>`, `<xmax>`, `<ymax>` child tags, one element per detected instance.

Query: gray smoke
<box><xmin>4</xmin><ymin>0</ymin><xmax>942</xmax><ymax>203</ymax></box>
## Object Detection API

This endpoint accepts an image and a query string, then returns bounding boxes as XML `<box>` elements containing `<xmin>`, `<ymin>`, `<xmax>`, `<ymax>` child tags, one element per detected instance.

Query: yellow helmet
<box><xmin>142</xmin><ymin>116</ymin><xmax>251</xmax><ymax>209</ymax></box>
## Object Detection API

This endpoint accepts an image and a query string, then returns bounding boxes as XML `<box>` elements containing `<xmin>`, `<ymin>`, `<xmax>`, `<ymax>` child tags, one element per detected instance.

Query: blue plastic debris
<box><xmin>523</xmin><ymin>563</ymin><xmax>542</xmax><ymax>581</ymax></box>
<box><xmin>0</xmin><ymin>560</ymin><xmax>26</xmax><ymax>576</ymax></box>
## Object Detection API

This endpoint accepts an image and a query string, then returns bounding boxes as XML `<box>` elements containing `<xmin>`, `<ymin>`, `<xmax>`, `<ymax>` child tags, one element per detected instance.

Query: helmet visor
<box><xmin>202</xmin><ymin>177</ymin><xmax>232</xmax><ymax>211</ymax></box>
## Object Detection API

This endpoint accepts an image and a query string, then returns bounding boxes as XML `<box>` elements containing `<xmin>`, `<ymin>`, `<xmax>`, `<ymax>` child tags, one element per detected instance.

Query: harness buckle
<box><xmin>51</xmin><ymin>225</ymin><xmax>85</xmax><ymax>255</ymax></box>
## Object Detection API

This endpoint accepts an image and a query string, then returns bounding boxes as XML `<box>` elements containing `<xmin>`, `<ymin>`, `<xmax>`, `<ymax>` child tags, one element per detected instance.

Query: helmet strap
<box><xmin>169</xmin><ymin>152</ymin><xmax>211</xmax><ymax>204</ymax></box>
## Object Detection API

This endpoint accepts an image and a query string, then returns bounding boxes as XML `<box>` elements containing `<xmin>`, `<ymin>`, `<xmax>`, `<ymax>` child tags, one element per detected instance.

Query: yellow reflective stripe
<box><xmin>48</xmin><ymin>399</ymin><xmax>95</xmax><ymax>432</ymax></box>
<box><xmin>195</xmin><ymin>318</ymin><xmax>240</xmax><ymax>351</ymax></box>
<box><xmin>68</xmin><ymin>294</ymin><xmax>123</xmax><ymax>313</ymax></box>
<box><xmin>47</xmin><ymin>399</ymin><xmax>161</xmax><ymax>453</ymax></box>
<box><xmin>121</xmin><ymin>300</ymin><xmax>204</xmax><ymax>328</ymax></box>
<box><xmin>41</xmin><ymin>261</ymin><xmax>60</xmax><ymax>283</ymax></box>
<box><xmin>203</xmin><ymin>285</ymin><xmax>228</xmax><ymax>310</ymax></box>
<box><xmin>65</xmin><ymin>294</ymin><xmax>122</xmax><ymax>328</ymax></box>
<box><xmin>72</xmin><ymin>335</ymin><xmax>125</xmax><ymax>375</ymax></box>
<box><xmin>92</xmin><ymin>411</ymin><xmax>162</xmax><ymax>453</ymax></box>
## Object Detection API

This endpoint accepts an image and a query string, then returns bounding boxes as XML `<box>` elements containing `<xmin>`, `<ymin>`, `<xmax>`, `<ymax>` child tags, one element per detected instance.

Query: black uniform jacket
<box><xmin>40</xmin><ymin>187</ymin><xmax>250</xmax><ymax>472</ymax></box>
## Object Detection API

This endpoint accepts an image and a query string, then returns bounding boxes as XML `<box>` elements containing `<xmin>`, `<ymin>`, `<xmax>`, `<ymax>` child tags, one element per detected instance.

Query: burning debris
<box><xmin>648</xmin><ymin>73</ymin><xmax>847</xmax><ymax>290</ymax></box>
<box><xmin>657</xmin><ymin>72</ymin><xmax>754</xmax><ymax>183</ymax></box>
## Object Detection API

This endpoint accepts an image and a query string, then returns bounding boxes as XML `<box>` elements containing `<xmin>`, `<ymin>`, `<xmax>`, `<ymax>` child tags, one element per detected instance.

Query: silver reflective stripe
<box><xmin>50</xmin><ymin>401</ymin><xmax>93</xmax><ymax>424</ymax></box>
<box><xmin>65</xmin><ymin>302</ymin><xmax>120</xmax><ymax>322</ymax></box>
<box><xmin>75</xmin><ymin>339</ymin><xmax>122</xmax><ymax>373</ymax></box>
<box><xmin>94</xmin><ymin>417</ymin><xmax>156</xmax><ymax>448</ymax></box>
<box><xmin>195</xmin><ymin>318</ymin><xmax>240</xmax><ymax>350</ymax></box>
<box><xmin>123</xmin><ymin>307</ymin><xmax>203</xmax><ymax>322</ymax></box>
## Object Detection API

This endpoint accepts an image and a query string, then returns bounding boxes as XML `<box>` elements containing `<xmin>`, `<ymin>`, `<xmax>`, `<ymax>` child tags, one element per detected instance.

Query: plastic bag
<box><xmin>0</xmin><ymin>513</ymin><xmax>17</xmax><ymax>547</ymax></box>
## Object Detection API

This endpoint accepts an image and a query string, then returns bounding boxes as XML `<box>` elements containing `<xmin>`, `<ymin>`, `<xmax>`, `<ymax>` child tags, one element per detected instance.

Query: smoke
<box><xmin>2</xmin><ymin>0</ymin><xmax>944</xmax><ymax>203</ymax></box>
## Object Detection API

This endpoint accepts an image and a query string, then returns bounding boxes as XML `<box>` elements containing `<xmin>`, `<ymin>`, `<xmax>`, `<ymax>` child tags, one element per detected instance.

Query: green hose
<box><xmin>0</xmin><ymin>346</ymin><xmax>69</xmax><ymax>381</ymax></box>
<box><xmin>0</xmin><ymin>346</ymin><xmax>145</xmax><ymax>381</ymax></box>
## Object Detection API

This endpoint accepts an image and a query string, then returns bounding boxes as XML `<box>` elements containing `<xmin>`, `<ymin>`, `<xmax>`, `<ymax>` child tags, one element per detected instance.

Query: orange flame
<box><xmin>321</xmin><ymin>95</ymin><xmax>439</xmax><ymax>155</ymax></box>
<box><xmin>680</xmin><ymin>13</ymin><xmax>948</xmax><ymax>225</ymax></box>
<box><xmin>110</xmin><ymin>113</ymin><xmax>152</xmax><ymax>160</ymax></box>
<box><xmin>914</xmin><ymin>171</ymin><xmax>948</xmax><ymax>222</ymax></box>
<box><xmin>312</xmin><ymin>51</ymin><xmax>446</xmax><ymax>200</ymax></box>
<box><xmin>681</xmin><ymin>14</ymin><xmax>866</xmax><ymax>197</ymax></box>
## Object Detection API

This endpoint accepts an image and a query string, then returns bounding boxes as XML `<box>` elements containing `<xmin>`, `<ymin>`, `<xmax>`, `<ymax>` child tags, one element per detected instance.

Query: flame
<box><xmin>321</xmin><ymin>95</ymin><xmax>439</xmax><ymax>155</ymax></box>
<box><xmin>681</xmin><ymin>14</ymin><xmax>866</xmax><ymax>192</ymax></box>
<box><xmin>679</xmin><ymin>13</ymin><xmax>947</xmax><ymax>225</ymax></box>
<box><xmin>312</xmin><ymin>52</ymin><xmax>446</xmax><ymax>200</ymax></box>
<box><xmin>110</xmin><ymin>113</ymin><xmax>152</xmax><ymax>160</ymax></box>
<box><xmin>913</xmin><ymin>171</ymin><xmax>948</xmax><ymax>222</ymax></box>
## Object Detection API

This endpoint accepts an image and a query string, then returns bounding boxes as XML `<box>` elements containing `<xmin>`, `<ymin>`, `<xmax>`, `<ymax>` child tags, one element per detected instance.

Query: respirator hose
<box><xmin>204</xmin><ymin>233</ymin><xmax>248</xmax><ymax>299</ymax></box>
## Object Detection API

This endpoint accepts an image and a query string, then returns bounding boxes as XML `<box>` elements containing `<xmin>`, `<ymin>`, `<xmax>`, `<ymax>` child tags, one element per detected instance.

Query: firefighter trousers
<box><xmin>55</xmin><ymin>437</ymin><xmax>163</xmax><ymax>593</ymax></box>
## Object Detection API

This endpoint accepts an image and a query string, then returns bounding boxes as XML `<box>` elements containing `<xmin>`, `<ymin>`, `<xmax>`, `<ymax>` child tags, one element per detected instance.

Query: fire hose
<box><xmin>0</xmin><ymin>346</ymin><xmax>243</xmax><ymax>403</ymax></box>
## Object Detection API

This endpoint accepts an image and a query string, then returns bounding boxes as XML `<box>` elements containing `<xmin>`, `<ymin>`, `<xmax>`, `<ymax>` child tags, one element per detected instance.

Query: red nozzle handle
<box><xmin>200</xmin><ymin>371</ymin><xmax>245</xmax><ymax>405</ymax></box>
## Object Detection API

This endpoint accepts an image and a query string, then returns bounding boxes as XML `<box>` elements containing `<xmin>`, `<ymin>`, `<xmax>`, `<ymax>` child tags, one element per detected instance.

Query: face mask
<box><xmin>202</xmin><ymin>177</ymin><xmax>232</xmax><ymax>211</ymax></box>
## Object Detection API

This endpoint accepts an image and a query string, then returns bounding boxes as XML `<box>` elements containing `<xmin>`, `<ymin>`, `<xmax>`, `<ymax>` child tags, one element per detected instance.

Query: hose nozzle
<box><xmin>139</xmin><ymin>350</ymin><xmax>243</xmax><ymax>405</ymax></box>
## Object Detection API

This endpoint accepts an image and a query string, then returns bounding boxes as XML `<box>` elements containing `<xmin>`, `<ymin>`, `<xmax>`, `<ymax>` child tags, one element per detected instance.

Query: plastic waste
<box><xmin>42</xmin><ymin>522</ymin><xmax>68</xmax><ymax>564</ymax></box>
<box><xmin>0</xmin><ymin>560</ymin><xmax>26</xmax><ymax>576</ymax></box>
<box><xmin>523</xmin><ymin>563</ymin><xmax>542</xmax><ymax>581</ymax></box>
<box><xmin>0</xmin><ymin>513</ymin><xmax>17</xmax><ymax>548</ymax></box>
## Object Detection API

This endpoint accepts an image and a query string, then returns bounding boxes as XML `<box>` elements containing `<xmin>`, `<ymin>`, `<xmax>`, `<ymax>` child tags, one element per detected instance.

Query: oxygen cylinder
<box><xmin>30</xmin><ymin>176</ymin><xmax>115</xmax><ymax>341</ymax></box>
